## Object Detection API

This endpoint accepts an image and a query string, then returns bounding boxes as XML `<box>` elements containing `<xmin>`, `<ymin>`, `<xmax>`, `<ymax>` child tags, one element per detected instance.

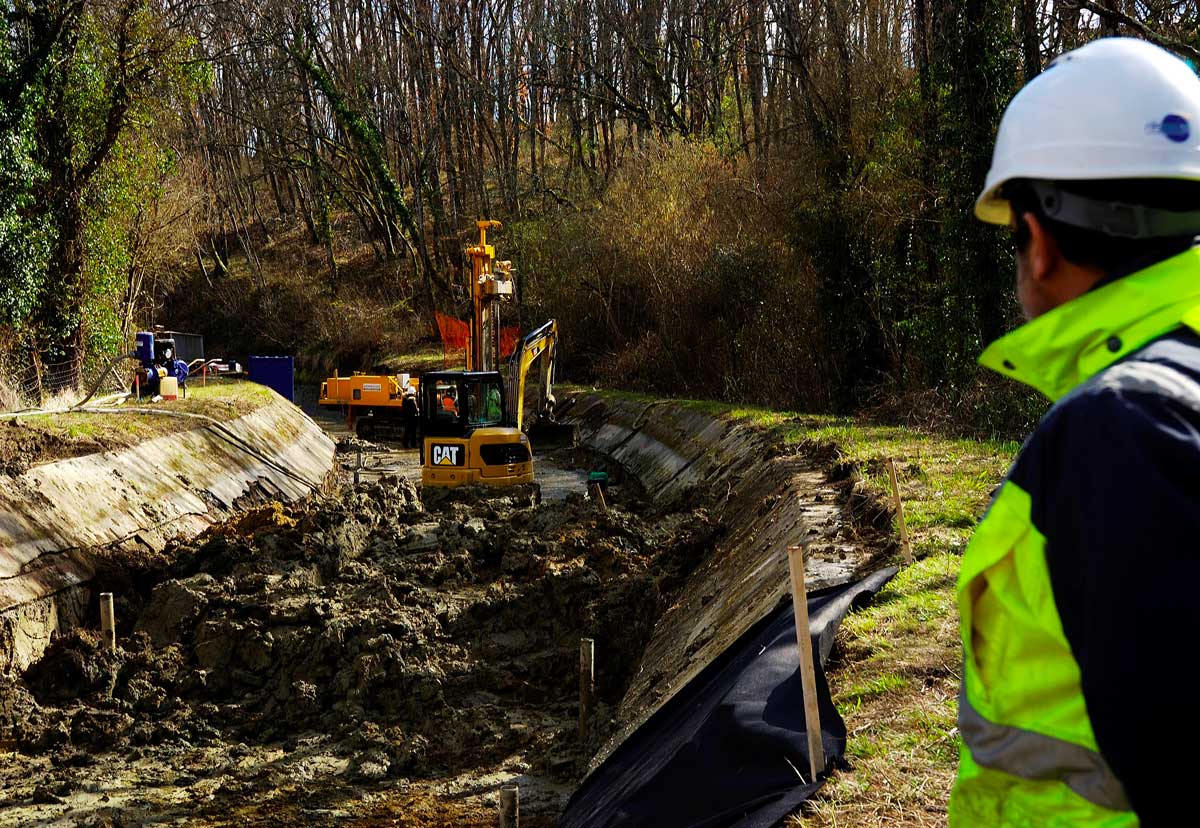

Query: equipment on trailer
<box><xmin>319</xmin><ymin>372</ymin><xmax>419</xmax><ymax>440</ymax></box>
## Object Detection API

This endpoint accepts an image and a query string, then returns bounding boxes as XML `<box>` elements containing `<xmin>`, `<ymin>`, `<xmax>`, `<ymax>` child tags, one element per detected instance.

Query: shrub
<box><xmin>511</xmin><ymin>138</ymin><xmax>829</xmax><ymax>409</ymax></box>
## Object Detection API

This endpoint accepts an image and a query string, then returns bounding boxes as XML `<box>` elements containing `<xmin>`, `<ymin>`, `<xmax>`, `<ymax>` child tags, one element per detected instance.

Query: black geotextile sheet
<box><xmin>559</xmin><ymin>567</ymin><xmax>899</xmax><ymax>828</ymax></box>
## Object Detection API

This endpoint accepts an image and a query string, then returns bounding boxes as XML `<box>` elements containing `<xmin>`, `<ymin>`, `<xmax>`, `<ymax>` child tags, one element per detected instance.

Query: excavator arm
<box><xmin>506</xmin><ymin>319</ymin><xmax>558</xmax><ymax>431</ymax></box>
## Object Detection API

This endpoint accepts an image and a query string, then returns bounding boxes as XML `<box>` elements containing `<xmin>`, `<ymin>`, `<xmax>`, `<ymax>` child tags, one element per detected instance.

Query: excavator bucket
<box><xmin>527</xmin><ymin>419</ymin><xmax>578</xmax><ymax>452</ymax></box>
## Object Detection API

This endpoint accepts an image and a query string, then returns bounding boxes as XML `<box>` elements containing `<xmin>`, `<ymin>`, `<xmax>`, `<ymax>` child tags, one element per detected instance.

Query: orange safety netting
<box><xmin>435</xmin><ymin>311</ymin><xmax>520</xmax><ymax>363</ymax></box>
<box><xmin>435</xmin><ymin>312</ymin><xmax>471</xmax><ymax>351</ymax></box>
<box><xmin>500</xmin><ymin>327</ymin><xmax>520</xmax><ymax>359</ymax></box>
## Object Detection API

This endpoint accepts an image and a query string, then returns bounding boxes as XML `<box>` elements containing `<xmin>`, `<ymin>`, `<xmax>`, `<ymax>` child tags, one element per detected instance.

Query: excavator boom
<box><xmin>508</xmin><ymin>319</ymin><xmax>576</xmax><ymax>449</ymax></box>
<box><xmin>507</xmin><ymin>319</ymin><xmax>556</xmax><ymax>430</ymax></box>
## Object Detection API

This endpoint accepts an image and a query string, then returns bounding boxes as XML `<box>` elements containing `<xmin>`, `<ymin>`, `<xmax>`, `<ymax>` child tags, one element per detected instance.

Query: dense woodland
<box><xmin>2</xmin><ymin>1</ymin><xmax>1199</xmax><ymax>429</ymax></box>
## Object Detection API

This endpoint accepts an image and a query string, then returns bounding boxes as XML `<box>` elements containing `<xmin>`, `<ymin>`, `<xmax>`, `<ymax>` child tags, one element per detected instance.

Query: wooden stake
<box><xmin>499</xmin><ymin>784</ymin><xmax>519</xmax><ymax>828</ymax></box>
<box><xmin>99</xmin><ymin>592</ymin><xmax>116</xmax><ymax>652</ymax></box>
<box><xmin>579</xmin><ymin>637</ymin><xmax>595</xmax><ymax>742</ymax></box>
<box><xmin>786</xmin><ymin>546</ymin><xmax>824</xmax><ymax>781</ymax></box>
<box><xmin>886</xmin><ymin>458</ymin><xmax>913</xmax><ymax>565</ymax></box>
<box><xmin>354</xmin><ymin>447</ymin><xmax>363</xmax><ymax>486</ymax></box>
<box><xmin>588</xmin><ymin>482</ymin><xmax>607</xmax><ymax>511</ymax></box>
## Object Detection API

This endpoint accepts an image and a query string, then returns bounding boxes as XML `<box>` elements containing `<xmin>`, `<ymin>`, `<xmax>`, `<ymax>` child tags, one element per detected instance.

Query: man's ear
<box><xmin>1022</xmin><ymin>211</ymin><xmax>1060</xmax><ymax>284</ymax></box>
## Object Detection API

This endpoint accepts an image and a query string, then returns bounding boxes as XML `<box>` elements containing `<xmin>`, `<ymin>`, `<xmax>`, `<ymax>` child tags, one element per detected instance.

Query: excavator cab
<box><xmin>419</xmin><ymin>371</ymin><xmax>533</xmax><ymax>487</ymax></box>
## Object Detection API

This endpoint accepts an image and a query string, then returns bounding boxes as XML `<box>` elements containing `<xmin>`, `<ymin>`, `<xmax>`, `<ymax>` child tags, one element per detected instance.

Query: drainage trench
<box><xmin>0</xmin><ymin>393</ymin><xmax>877</xmax><ymax>827</ymax></box>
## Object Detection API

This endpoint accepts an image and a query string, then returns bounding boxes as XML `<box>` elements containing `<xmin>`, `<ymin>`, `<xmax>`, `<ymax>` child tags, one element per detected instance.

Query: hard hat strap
<box><xmin>1030</xmin><ymin>181</ymin><xmax>1200</xmax><ymax>239</ymax></box>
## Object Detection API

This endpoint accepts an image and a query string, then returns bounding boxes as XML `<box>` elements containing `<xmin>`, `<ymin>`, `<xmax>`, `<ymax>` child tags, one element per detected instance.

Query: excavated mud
<box><xmin>0</xmin><ymin>474</ymin><xmax>720</xmax><ymax>826</ymax></box>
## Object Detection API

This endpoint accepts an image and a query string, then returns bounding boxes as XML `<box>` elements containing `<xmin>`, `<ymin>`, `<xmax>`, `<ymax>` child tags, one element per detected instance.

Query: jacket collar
<box><xmin>979</xmin><ymin>247</ymin><xmax>1200</xmax><ymax>401</ymax></box>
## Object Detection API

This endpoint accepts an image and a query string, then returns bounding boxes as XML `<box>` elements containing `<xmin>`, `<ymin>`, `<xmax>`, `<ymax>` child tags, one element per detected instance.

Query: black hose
<box><xmin>71</xmin><ymin>353</ymin><xmax>137</xmax><ymax>410</ymax></box>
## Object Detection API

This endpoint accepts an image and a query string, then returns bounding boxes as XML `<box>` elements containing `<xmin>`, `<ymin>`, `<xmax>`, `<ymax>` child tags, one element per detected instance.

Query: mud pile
<box><xmin>0</xmin><ymin>475</ymin><xmax>720</xmax><ymax>825</ymax></box>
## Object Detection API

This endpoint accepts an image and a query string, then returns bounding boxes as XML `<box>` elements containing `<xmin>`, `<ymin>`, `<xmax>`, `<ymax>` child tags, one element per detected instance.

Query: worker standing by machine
<box><xmin>401</xmin><ymin>386</ymin><xmax>419</xmax><ymax>449</ymax></box>
<box><xmin>950</xmin><ymin>38</ymin><xmax>1200</xmax><ymax>827</ymax></box>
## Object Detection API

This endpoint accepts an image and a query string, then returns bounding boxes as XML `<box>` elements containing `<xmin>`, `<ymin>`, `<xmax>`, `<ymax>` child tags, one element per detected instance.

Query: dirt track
<box><xmin>0</xmin><ymin>450</ymin><xmax>720</xmax><ymax>826</ymax></box>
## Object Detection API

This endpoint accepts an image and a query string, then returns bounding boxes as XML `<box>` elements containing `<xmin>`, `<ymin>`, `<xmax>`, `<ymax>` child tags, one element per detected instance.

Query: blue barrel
<box><xmin>248</xmin><ymin>356</ymin><xmax>295</xmax><ymax>402</ymax></box>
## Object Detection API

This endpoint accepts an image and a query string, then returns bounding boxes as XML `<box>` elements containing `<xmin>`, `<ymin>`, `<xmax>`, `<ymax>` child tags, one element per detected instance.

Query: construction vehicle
<box><xmin>420</xmin><ymin>318</ymin><xmax>566</xmax><ymax>487</ymax></box>
<box><xmin>317</xmin><ymin>220</ymin><xmax>512</xmax><ymax>439</ymax></box>
<box><xmin>318</xmin><ymin>371</ymin><xmax>418</xmax><ymax>439</ymax></box>
<box><xmin>420</xmin><ymin>220</ymin><xmax>574</xmax><ymax>487</ymax></box>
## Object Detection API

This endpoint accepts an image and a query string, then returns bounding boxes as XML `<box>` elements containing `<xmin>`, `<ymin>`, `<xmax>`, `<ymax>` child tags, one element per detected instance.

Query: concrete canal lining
<box><xmin>560</xmin><ymin>393</ymin><xmax>875</xmax><ymax>769</ymax></box>
<box><xmin>0</xmin><ymin>397</ymin><xmax>335</xmax><ymax>672</ymax></box>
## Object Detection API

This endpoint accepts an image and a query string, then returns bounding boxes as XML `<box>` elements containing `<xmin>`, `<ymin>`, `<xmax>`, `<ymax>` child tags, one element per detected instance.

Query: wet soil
<box><xmin>0</xmin><ymin>471</ymin><xmax>720</xmax><ymax>826</ymax></box>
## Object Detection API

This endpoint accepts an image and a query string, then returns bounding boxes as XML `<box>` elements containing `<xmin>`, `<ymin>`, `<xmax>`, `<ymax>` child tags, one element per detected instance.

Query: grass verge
<box><xmin>1</xmin><ymin>379</ymin><xmax>277</xmax><ymax>476</ymax></box>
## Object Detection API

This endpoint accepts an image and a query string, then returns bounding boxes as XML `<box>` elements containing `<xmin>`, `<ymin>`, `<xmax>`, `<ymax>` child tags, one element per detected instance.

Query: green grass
<box><xmin>577</xmin><ymin>387</ymin><xmax>1015</xmax><ymax>828</ymax></box>
<box><xmin>377</xmin><ymin>342</ymin><xmax>453</xmax><ymax>374</ymax></box>
<box><xmin>8</xmin><ymin>380</ymin><xmax>277</xmax><ymax>470</ymax></box>
<box><xmin>836</xmin><ymin>673</ymin><xmax>910</xmax><ymax>706</ymax></box>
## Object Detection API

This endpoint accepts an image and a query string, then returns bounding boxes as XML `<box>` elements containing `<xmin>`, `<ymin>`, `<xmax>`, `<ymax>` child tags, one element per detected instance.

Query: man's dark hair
<box><xmin>1004</xmin><ymin>178</ymin><xmax>1200</xmax><ymax>275</ymax></box>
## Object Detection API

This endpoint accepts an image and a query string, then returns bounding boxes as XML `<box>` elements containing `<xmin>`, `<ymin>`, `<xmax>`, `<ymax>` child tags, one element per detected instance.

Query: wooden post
<box><xmin>589</xmin><ymin>482</ymin><xmax>607</xmax><ymax>511</ymax></box>
<box><xmin>354</xmin><ymin>447</ymin><xmax>363</xmax><ymax>486</ymax></box>
<box><xmin>786</xmin><ymin>546</ymin><xmax>825</xmax><ymax>781</ymax></box>
<box><xmin>579</xmin><ymin>637</ymin><xmax>595</xmax><ymax>742</ymax></box>
<box><xmin>99</xmin><ymin>592</ymin><xmax>116</xmax><ymax>652</ymax></box>
<box><xmin>202</xmin><ymin>363</ymin><xmax>207</xmax><ymax>387</ymax></box>
<box><xmin>134</xmin><ymin>373</ymin><xmax>140</xmax><ymax>403</ymax></box>
<box><xmin>499</xmin><ymin>784</ymin><xmax>519</xmax><ymax>828</ymax></box>
<box><xmin>885</xmin><ymin>457</ymin><xmax>913</xmax><ymax>564</ymax></box>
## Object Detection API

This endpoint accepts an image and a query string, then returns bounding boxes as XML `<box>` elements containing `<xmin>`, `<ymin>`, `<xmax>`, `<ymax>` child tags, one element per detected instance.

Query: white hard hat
<box><xmin>977</xmin><ymin>38</ymin><xmax>1200</xmax><ymax>226</ymax></box>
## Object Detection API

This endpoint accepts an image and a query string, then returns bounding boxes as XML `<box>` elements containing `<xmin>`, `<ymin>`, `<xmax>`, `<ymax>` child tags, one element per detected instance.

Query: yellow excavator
<box><xmin>420</xmin><ymin>221</ymin><xmax>573</xmax><ymax>488</ymax></box>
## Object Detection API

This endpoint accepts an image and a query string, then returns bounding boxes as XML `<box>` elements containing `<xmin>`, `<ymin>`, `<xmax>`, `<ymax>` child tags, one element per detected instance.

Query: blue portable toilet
<box><xmin>248</xmin><ymin>356</ymin><xmax>295</xmax><ymax>402</ymax></box>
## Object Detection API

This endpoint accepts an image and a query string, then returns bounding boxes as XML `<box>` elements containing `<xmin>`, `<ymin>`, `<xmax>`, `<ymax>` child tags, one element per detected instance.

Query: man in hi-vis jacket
<box><xmin>951</xmin><ymin>38</ymin><xmax>1200</xmax><ymax>828</ymax></box>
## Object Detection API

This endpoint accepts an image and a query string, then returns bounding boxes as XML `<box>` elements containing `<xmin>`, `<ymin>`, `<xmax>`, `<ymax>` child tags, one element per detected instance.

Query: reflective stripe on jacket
<box><xmin>951</xmin><ymin>248</ymin><xmax>1200</xmax><ymax>827</ymax></box>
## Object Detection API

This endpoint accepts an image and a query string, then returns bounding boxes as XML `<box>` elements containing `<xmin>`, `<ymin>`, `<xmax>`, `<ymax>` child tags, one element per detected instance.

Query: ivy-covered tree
<box><xmin>0</xmin><ymin>0</ymin><xmax>205</xmax><ymax>391</ymax></box>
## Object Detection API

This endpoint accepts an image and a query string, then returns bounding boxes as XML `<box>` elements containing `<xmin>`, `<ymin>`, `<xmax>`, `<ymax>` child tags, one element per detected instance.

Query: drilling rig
<box><xmin>419</xmin><ymin>221</ymin><xmax>572</xmax><ymax>488</ymax></box>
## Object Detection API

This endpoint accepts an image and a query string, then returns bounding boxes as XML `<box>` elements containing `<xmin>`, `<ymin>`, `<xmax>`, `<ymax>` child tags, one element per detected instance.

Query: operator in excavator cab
<box><xmin>951</xmin><ymin>38</ymin><xmax>1200</xmax><ymax>828</ymax></box>
<box><xmin>485</xmin><ymin>384</ymin><xmax>502</xmax><ymax>422</ymax></box>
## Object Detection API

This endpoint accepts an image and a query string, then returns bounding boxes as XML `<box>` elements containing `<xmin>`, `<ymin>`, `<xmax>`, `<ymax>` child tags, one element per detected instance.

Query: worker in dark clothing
<box><xmin>401</xmin><ymin>386</ymin><xmax>419</xmax><ymax>449</ymax></box>
<box><xmin>951</xmin><ymin>38</ymin><xmax>1200</xmax><ymax>828</ymax></box>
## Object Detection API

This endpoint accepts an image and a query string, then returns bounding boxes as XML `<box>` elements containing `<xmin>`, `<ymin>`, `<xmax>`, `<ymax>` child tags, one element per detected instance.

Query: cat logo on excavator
<box><xmin>431</xmin><ymin>444</ymin><xmax>464</xmax><ymax>466</ymax></box>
